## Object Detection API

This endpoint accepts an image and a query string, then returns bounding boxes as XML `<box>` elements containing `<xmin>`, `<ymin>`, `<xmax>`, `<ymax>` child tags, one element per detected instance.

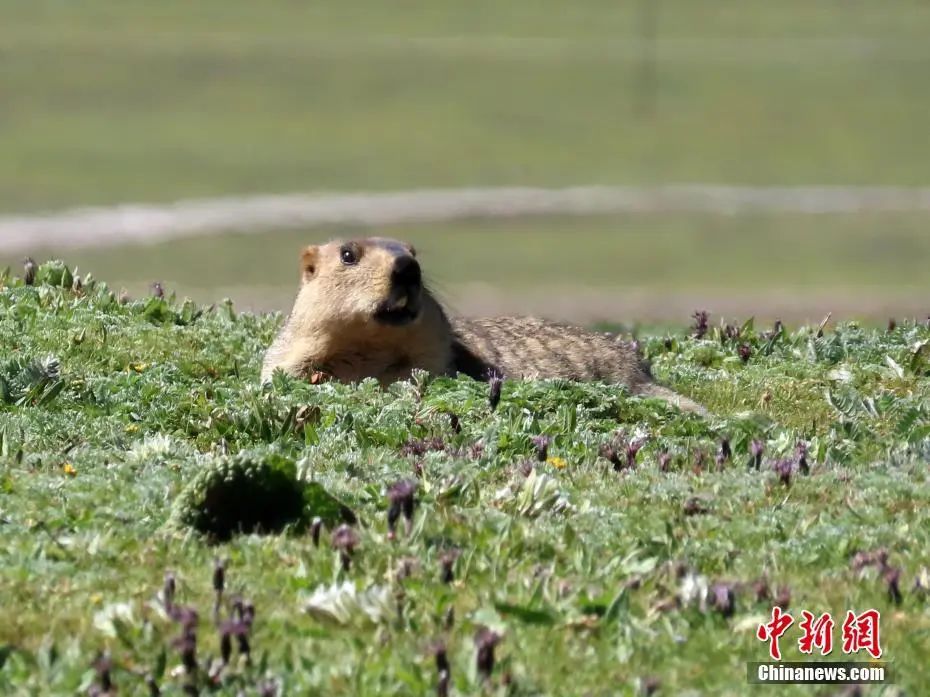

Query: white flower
<box><xmin>303</xmin><ymin>581</ymin><xmax>393</xmax><ymax>626</ymax></box>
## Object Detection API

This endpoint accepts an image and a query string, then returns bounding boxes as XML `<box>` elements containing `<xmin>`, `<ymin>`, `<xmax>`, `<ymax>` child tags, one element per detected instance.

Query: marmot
<box><xmin>261</xmin><ymin>237</ymin><xmax>704</xmax><ymax>414</ymax></box>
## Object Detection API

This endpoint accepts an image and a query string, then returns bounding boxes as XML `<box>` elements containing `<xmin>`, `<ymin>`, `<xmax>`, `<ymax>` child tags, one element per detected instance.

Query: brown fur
<box><xmin>261</xmin><ymin>237</ymin><xmax>705</xmax><ymax>414</ymax></box>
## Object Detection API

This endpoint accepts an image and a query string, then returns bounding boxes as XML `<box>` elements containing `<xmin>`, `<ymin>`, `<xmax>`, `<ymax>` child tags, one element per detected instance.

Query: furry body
<box><xmin>261</xmin><ymin>237</ymin><xmax>704</xmax><ymax>414</ymax></box>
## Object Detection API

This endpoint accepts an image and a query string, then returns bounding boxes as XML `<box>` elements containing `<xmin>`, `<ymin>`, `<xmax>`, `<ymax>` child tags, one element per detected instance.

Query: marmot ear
<box><xmin>301</xmin><ymin>246</ymin><xmax>319</xmax><ymax>282</ymax></box>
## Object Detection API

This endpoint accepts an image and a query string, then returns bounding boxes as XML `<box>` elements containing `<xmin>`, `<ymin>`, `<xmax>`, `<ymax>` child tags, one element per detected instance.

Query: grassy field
<box><xmin>2</xmin><ymin>0</ymin><xmax>930</xmax><ymax>211</ymax></box>
<box><xmin>5</xmin><ymin>212</ymin><xmax>929</xmax><ymax>323</ymax></box>
<box><xmin>1</xmin><ymin>262</ymin><xmax>929</xmax><ymax>694</ymax></box>
<box><xmin>3</xmin><ymin>4</ymin><xmax>930</xmax><ymax>686</ymax></box>
<box><xmin>3</xmin><ymin>0</ymin><xmax>929</xmax><ymax>324</ymax></box>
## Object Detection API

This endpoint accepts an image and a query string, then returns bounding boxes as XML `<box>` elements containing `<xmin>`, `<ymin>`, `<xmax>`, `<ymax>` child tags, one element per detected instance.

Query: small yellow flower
<box><xmin>546</xmin><ymin>456</ymin><xmax>568</xmax><ymax>469</ymax></box>
<box><xmin>125</xmin><ymin>424</ymin><xmax>139</xmax><ymax>433</ymax></box>
<box><xmin>62</xmin><ymin>462</ymin><xmax>77</xmax><ymax>477</ymax></box>
<box><xmin>128</xmin><ymin>362</ymin><xmax>148</xmax><ymax>373</ymax></box>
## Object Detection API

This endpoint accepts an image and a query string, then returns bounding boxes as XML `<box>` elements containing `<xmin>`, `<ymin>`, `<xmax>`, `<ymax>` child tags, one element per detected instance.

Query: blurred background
<box><xmin>2</xmin><ymin>0</ymin><xmax>929</xmax><ymax>325</ymax></box>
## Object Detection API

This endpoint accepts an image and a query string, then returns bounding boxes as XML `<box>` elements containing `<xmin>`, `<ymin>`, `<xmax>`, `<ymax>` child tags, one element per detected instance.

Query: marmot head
<box><xmin>297</xmin><ymin>237</ymin><xmax>424</xmax><ymax>327</ymax></box>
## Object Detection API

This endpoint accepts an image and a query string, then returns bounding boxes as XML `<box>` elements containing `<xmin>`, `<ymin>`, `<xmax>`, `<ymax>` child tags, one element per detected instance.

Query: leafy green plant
<box><xmin>168</xmin><ymin>449</ymin><xmax>352</xmax><ymax>541</ymax></box>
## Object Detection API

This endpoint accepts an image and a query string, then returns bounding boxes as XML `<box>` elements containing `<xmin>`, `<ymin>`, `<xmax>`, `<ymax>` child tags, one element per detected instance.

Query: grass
<box><xmin>3</xmin><ymin>0</ymin><xmax>928</xmax><ymax>326</ymax></box>
<box><xmin>2</xmin><ymin>0</ymin><xmax>930</xmax><ymax>211</ymax></box>
<box><xmin>1</xmin><ymin>262</ymin><xmax>929</xmax><ymax>694</ymax></box>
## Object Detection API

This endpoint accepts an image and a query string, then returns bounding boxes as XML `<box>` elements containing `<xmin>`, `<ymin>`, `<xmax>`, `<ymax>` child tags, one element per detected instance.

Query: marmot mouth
<box><xmin>374</xmin><ymin>292</ymin><xmax>421</xmax><ymax>326</ymax></box>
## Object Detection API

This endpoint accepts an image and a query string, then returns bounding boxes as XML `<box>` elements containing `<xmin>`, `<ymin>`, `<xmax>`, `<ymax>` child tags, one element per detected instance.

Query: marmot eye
<box><xmin>339</xmin><ymin>246</ymin><xmax>358</xmax><ymax>266</ymax></box>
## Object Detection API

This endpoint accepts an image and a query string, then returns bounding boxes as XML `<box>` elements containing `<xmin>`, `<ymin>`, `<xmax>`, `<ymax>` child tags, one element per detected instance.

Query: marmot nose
<box><xmin>391</xmin><ymin>256</ymin><xmax>421</xmax><ymax>288</ymax></box>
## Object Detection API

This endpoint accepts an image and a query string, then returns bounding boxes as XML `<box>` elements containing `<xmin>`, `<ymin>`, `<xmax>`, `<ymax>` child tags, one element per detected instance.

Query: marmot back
<box><xmin>450</xmin><ymin>316</ymin><xmax>648</xmax><ymax>386</ymax></box>
<box><xmin>262</xmin><ymin>237</ymin><xmax>705</xmax><ymax>414</ymax></box>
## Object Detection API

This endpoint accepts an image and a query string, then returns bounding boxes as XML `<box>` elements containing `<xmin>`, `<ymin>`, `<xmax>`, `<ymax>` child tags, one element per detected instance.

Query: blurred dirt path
<box><xmin>3</xmin><ymin>185</ymin><xmax>930</xmax><ymax>254</ymax></box>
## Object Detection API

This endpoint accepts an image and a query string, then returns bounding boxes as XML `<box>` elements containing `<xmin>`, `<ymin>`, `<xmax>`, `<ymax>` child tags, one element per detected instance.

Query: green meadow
<box><xmin>1</xmin><ymin>263</ymin><xmax>928</xmax><ymax>694</ymax></box>
<box><xmin>2</xmin><ymin>0</ymin><xmax>929</xmax><ymax>322</ymax></box>
<box><xmin>2</xmin><ymin>3</ymin><xmax>930</xmax><ymax>692</ymax></box>
<box><xmin>2</xmin><ymin>0</ymin><xmax>930</xmax><ymax>210</ymax></box>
